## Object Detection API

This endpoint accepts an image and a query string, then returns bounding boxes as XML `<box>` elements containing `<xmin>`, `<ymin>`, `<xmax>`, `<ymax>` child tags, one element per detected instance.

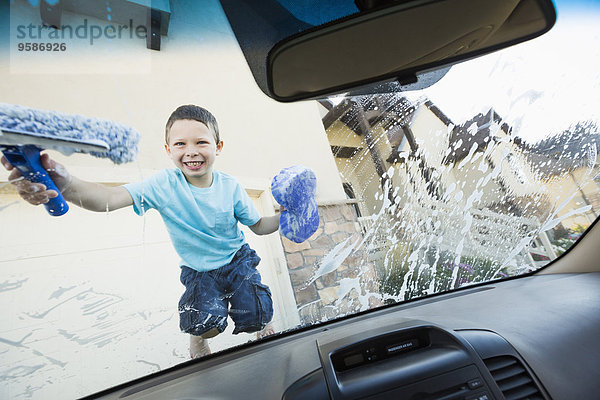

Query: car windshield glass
<box><xmin>1</xmin><ymin>0</ymin><xmax>599</xmax><ymax>399</ymax></box>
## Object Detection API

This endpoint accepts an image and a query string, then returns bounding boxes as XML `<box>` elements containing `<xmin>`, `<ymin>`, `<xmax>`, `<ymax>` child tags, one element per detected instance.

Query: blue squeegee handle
<box><xmin>1</xmin><ymin>145</ymin><xmax>69</xmax><ymax>216</ymax></box>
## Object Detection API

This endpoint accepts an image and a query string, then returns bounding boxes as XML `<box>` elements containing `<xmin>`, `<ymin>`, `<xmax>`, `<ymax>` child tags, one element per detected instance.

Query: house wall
<box><xmin>480</xmin><ymin>128</ymin><xmax>536</xmax><ymax>199</ymax></box>
<box><xmin>408</xmin><ymin>109</ymin><xmax>539</xmax><ymax>210</ymax></box>
<box><xmin>543</xmin><ymin>167</ymin><xmax>599</xmax><ymax>228</ymax></box>
<box><xmin>409</xmin><ymin>104</ymin><xmax>452</xmax><ymax>168</ymax></box>
<box><xmin>339</xmin><ymin>152</ymin><xmax>384</xmax><ymax>216</ymax></box>
<box><xmin>328</xmin><ymin>120</ymin><xmax>384</xmax><ymax>217</ymax></box>
<box><xmin>399</xmin><ymin>104</ymin><xmax>458</xmax><ymax>202</ymax></box>
<box><xmin>327</xmin><ymin>120</ymin><xmax>364</xmax><ymax>148</ymax></box>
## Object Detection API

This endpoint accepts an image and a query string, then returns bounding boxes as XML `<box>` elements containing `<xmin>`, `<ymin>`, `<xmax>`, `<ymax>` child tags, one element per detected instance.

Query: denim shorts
<box><xmin>178</xmin><ymin>244</ymin><xmax>274</xmax><ymax>336</ymax></box>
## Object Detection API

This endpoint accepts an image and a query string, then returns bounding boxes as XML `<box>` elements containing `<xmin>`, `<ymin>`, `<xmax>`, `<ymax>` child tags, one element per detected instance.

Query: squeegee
<box><xmin>0</xmin><ymin>103</ymin><xmax>140</xmax><ymax>216</ymax></box>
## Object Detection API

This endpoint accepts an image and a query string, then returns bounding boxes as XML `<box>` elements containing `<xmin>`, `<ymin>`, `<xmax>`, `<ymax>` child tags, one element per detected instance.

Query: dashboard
<box><xmin>88</xmin><ymin>272</ymin><xmax>600</xmax><ymax>399</ymax></box>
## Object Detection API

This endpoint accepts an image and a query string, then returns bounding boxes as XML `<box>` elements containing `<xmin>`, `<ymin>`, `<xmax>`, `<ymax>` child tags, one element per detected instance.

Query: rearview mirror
<box><xmin>220</xmin><ymin>0</ymin><xmax>556</xmax><ymax>102</ymax></box>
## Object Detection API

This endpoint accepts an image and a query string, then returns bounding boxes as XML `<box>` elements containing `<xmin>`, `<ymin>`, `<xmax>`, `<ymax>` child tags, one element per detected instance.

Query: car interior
<box><xmin>86</xmin><ymin>228</ymin><xmax>600</xmax><ymax>400</ymax></box>
<box><xmin>1</xmin><ymin>0</ymin><xmax>599</xmax><ymax>399</ymax></box>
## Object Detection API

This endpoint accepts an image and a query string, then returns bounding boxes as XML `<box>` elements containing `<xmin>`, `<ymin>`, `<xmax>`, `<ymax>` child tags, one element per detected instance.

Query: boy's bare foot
<box><xmin>256</xmin><ymin>323</ymin><xmax>275</xmax><ymax>339</ymax></box>
<box><xmin>190</xmin><ymin>335</ymin><xmax>212</xmax><ymax>359</ymax></box>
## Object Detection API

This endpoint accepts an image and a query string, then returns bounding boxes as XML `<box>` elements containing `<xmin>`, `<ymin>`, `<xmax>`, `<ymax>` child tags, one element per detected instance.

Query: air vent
<box><xmin>483</xmin><ymin>355</ymin><xmax>544</xmax><ymax>400</ymax></box>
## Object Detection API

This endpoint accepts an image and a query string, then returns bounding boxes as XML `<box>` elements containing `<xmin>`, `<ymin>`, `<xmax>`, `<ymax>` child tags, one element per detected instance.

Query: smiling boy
<box><xmin>2</xmin><ymin>105</ymin><xmax>280</xmax><ymax>358</ymax></box>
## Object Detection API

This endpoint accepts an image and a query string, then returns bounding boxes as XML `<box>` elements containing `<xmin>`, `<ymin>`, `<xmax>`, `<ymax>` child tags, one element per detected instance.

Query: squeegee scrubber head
<box><xmin>0</xmin><ymin>103</ymin><xmax>140</xmax><ymax>164</ymax></box>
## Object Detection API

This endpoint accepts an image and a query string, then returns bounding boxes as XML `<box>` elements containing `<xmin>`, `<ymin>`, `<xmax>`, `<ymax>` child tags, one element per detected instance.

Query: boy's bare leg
<box><xmin>189</xmin><ymin>328</ymin><xmax>220</xmax><ymax>359</ymax></box>
<box><xmin>189</xmin><ymin>335</ymin><xmax>211</xmax><ymax>358</ymax></box>
<box><xmin>256</xmin><ymin>323</ymin><xmax>275</xmax><ymax>339</ymax></box>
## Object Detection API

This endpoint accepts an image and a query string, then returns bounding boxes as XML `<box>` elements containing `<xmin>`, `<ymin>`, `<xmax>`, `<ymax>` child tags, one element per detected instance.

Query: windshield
<box><xmin>1</xmin><ymin>0</ymin><xmax>599</xmax><ymax>398</ymax></box>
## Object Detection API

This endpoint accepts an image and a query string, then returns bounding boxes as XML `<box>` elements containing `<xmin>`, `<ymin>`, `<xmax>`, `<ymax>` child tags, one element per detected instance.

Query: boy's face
<box><xmin>165</xmin><ymin>119</ymin><xmax>223</xmax><ymax>188</ymax></box>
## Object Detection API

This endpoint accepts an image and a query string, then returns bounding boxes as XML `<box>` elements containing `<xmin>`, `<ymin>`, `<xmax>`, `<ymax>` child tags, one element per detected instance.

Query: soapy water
<box><xmin>0</xmin><ymin>274</ymin><xmax>185</xmax><ymax>398</ymax></box>
<box><xmin>307</xmin><ymin>236</ymin><xmax>359</xmax><ymax>285</ymax></box>
<box><xmin>318</xmin><ymin>93</ymin><xmax>600</xmax><ymax>306</ymax></box>
<box><xmin>0</xmin><ymin>278</ymin><xmax>29</xmax><ymax>292</ymax></box>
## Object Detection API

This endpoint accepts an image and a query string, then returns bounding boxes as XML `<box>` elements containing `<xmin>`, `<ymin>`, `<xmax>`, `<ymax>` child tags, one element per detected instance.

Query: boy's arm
<box><xmin>249</xmin><ymin>208</ymin><xmax>282</xmax><ymax>236</ymax></box>
<box><xmin>62</xmin><ymin>177</ymin><xmax>133</xmax><ymax>212</ymax></box>
<box><xmin>2</xmin><ymin>153</ymin><xmax>133</xmax><ymax>212</ymax></box>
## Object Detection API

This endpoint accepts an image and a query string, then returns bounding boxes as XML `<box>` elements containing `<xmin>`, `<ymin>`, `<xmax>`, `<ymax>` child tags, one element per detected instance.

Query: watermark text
<box><xmin>15</xmin><ymin>19</ymin><xmax>147</xmax><ymax>46</ymax></box>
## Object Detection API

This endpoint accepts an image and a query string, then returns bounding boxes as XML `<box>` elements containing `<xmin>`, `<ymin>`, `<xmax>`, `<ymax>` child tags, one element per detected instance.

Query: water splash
<box><xmin>0</xmin><ymin>278</ymin><xmax>28</xmax><ymax>293</ymax></box>
<box><xmin>48</xmin><ymin>285</ymin><xmax>76</xmax><ymax>300</ymax></box>
<box><xmin>325</xmin><ymin>93</ymin><xmax>600</xmax><ymax>304</ymax></box>
<box><xmin>0</xmin><ymin>332</ymin><xmax>67</xmax><ymax>367</ymax></box>
<box><xmin>307</xmin><ymin>237</ymin><xmax>359</xmax><ymax>285</ymax></box>
<box><xmin>0</xmin><ymin>364</ymin><xmax>45</xmax><ymax>380</ymax></box>
<box><xmin>136</xmin><ymin>360</ymin><xmax>160</xmax><ymax>371</ymax></box>
<box><xmin>26</xmin><ymin>288</ymin><xmax>123</xmax><ymax>319</ymax></box>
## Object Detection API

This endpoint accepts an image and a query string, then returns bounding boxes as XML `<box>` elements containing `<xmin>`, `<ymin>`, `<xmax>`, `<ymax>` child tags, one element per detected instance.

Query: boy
<box><xmin>2</xmin><ymin>105</ymin><xmax>281</xmax><ymax>358</ymax></box>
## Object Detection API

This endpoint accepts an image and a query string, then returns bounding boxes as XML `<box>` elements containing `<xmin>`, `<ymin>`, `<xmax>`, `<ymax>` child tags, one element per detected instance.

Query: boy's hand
<box><xmin>2</xmin><ymin>153</ymin><xmax>72</xmax><ymax>205</ymax></box>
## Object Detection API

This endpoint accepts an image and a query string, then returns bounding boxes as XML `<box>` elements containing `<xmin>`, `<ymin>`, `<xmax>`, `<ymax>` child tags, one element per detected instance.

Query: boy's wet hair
<box><xmin>165</xmin><ymin>105</ymin><xmax>220</xmax><ymax>144</ymax></box>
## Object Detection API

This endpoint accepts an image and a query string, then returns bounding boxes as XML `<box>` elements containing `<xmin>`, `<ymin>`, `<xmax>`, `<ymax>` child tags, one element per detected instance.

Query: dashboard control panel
<box><xmin>317</xmin><ymin>322</ymin><xmax>497</xmax><ymax>399</ymax></box>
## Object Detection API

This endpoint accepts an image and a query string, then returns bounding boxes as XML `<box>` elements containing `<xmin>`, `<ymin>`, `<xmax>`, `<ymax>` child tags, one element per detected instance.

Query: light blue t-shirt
<box><xmin>123</xmin><ymin>169</ymin><xmax>261</xmax><ymax>272</ymax></box>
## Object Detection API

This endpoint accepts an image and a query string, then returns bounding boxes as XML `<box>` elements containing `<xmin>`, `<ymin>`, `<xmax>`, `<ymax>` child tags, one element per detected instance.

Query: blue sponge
<box><xmin>271</xmin><ymin>165</ymin><xmax>319</xmax><ymax>243</ymax></box>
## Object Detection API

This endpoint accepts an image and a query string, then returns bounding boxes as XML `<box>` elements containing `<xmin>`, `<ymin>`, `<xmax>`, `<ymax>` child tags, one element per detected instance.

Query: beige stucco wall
<box><xmin>543</xmin><ymin>168</ymin><xmax>599</xmax><ymax>228</ymax></box>
<box><xmin>409</xmin><ymin>104</ymin><xmax>451</xmax><ymax>168</ymax></box>
<box><xmin>328</xmin><ymin>120</ymin><xmax>364</xmax><ymax>148</ymax></box>
<box><xmin>327</xmin><ymin>120</ymin><xmax>384</xmax><ymax>216</ymax></box>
